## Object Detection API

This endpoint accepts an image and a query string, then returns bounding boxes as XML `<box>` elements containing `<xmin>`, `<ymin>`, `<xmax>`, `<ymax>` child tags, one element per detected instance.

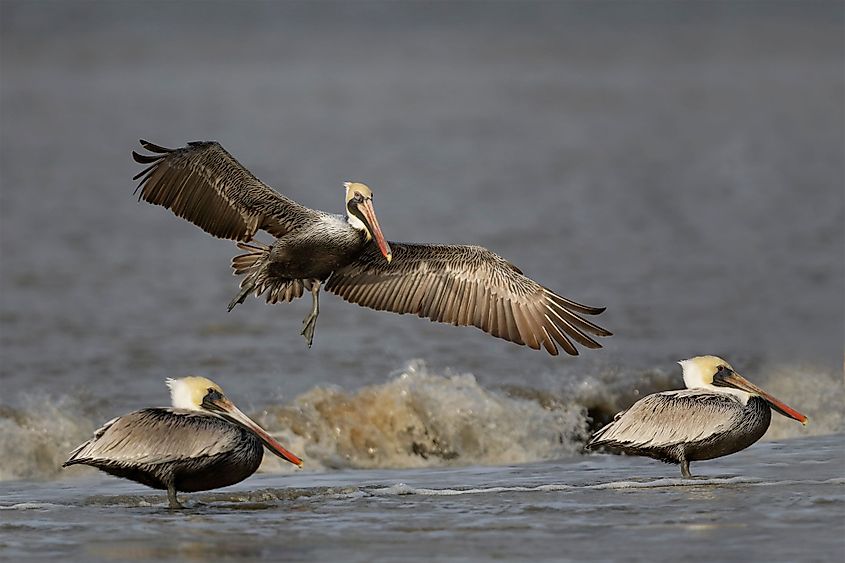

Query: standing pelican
<box><xmin>63</xmin><ymin>376</ymin><xmax>302</xmax><ymax>508</ymax></box>
<box><xmin>586</xmin><ymin>355</ymin><xmax>807</xmax><ymax>477</ymax></box>
<box><xmin>132</xmin><ymin>140</ymin><xmax>611</xmax><ymax>355</ymax></box>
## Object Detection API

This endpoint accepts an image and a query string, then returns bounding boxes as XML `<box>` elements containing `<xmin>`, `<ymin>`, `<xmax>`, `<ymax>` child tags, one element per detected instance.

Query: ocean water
<box><xmin>1</xmin><ymin>1</ymin><xmax>843</xmax><ymax>561</ymax></box>
<box><xmin>2</xmin><ymin>434</ymin><xmax>844</xmax><ymax>562</ymax></box>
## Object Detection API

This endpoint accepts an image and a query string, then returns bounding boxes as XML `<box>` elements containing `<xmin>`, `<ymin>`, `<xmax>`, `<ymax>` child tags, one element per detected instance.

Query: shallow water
<box><xmin>1</xmin><ymin>1</ymin><xmax>843</xmax><ymax>561</ymax></box>
<box><xmin>2</xmin><ymin>435</ymin><xmax>843</xmax><ymax>562</ymax></box>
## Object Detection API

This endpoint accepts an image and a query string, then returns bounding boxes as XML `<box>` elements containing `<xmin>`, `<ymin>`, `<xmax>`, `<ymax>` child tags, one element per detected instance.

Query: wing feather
<box><xmin>512</xmin><ymin>304</ymin><xmax>538</xmax><ymax>350</ymax></box>
<box><xmin>133</xmin><ymin>140</ymin><xmax>321</xmax><ymax>241</ymax></box>
<box><xmin>325</xmin><ymin>242</ymin><xmax>611</xmax><ymax>356</ymax></box>
<box><xmin>64</xmin><ymin>409</ymin><xmax>240</xmax><ymax>467</ymax></box>
<box><xmin>487</xmin><ymin>294</ymin><xmax>500</xmax><ymax>337</ymax></box>
<box><xmin>587</xmin><ymin>390</ymin><xmax>746</xmax><ymax>450</ymax></box>
<box><xmin>543</xmin><ymin>315</ymin><xmax>577</xmax><ymax>355</ymax></box>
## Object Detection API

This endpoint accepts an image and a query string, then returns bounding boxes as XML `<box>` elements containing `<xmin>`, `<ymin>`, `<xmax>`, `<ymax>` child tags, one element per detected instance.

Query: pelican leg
<box><xmin>300</xmin><ymin>281</ymin><xmax>321</xmax><ymax>348</ymax></box>
<box><xmin>167</xmin><ymin>484</ymin><xmax>184</xmax><ymax>509</ymax></box>
<box><xmin>227</xmin><ymin>283</ymin><xmax>253</xmax><ymax>312</ymax></box>
<box><xmin>679</xmin><ymin>456</ymin><xmax>692</xmax><ymax>479</ymax></box>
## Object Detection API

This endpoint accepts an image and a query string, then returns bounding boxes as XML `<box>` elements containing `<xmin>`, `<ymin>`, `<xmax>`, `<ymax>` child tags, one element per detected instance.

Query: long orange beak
<box><xmin>212</xmin><ymin>397</ymin><xmax>304</xmax><ymax>467</ymax></box>
<box><xmin>358</xmin><ymin>199</ymin><xmax>392</xmax><ymax>263</ymax></box>
<box><xmin>719</xmin><ymin>371</ymin><xmax>808</xmax><ymax>424</ymax></box>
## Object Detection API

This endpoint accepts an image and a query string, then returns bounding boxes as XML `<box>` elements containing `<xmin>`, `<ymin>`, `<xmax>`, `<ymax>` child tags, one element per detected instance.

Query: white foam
<box><xmin>367</xmin><ymin>482</ymin><xmax>576</xmax><ymax>497</ymax></box>
<box><xmin>587</xmin><ymin>476</ymin><xmax>759</xmax><ymax>489</ymax></box>
<box><xmin>0</xmin><ymin>502</ymin><xmax>63</xmax><ymax>510</ymax></box>
<box><xmin>365</xmin><ymin>475</ymin><xmax>843</xmax><ymax>498</ymax></box>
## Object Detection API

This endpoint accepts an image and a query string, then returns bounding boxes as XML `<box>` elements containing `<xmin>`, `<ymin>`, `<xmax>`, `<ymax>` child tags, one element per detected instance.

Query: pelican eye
<box><xmin>347</xmin><ymin>195</ymin><xmax>364</xmax><ymax>211</ymax></box>
<box><xmin>712</xmin><ymin>365</ymin><xmax>733</xmax><ymax>386</ymax></box>
<box><xmin>201</xmin><ymin>388</ymin><xmax>224</xmax><ymax>407</ymax></box>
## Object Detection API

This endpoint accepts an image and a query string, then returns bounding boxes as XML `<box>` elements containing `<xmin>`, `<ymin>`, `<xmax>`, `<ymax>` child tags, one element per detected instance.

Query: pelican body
<box><xmin>586</xmin><ymin>356</ymin><xmax>807</xmax><ymax>477</ymax></box>
<box><xmin>63</xmin><ymin>377</ymin><xmax>302</xmax><ymax>508</ymax></box>
<box><xmin>132</xmin><ymin>140</ymin><xmax>611</xmax><ymax>355</ymax></box>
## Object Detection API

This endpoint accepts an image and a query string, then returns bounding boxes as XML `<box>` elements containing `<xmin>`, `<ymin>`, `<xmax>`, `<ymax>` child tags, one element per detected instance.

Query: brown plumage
<box><xmin>325</xmin><ymin>243</ymin><xmax>610</xmax><ymax>355</ymax></box>
<box><xmin>133</xmin><ymin>140</ymin><xmax>611</xmax><ymax>355</ymax></box>
<box><xmin>63</xmin><ymin>377</ymin><xmax>303</xmax><ymax>508</ymax></box>
<box><xmin>587</xmin><ymin>356</ymin><xmax>808</xmax><ymax>477</ymax></box>
<box><xmin>133</xmin><ymin>140</ymin><xmax>320</xmax><ymax>241</ymax></box>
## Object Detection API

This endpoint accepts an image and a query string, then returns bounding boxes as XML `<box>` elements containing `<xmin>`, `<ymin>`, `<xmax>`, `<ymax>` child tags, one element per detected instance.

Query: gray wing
<box><xmin>587</xmin><ymin>390</ymin><xmax>745</xmax><ymax>449</ymax></box>
<box><xmin>64</xmin><ymin>408</ymin><xmax>238</xmax><ymax>466</ymax></box>
<box><xmin>132</xmin><ymin>140</ymin><xmax>321</xmax><ymax>241</ymax></box>
<box><xmin>325</xmin><ymin>242</ymin><xmax>611</xmax><ymax>356</ymax></box>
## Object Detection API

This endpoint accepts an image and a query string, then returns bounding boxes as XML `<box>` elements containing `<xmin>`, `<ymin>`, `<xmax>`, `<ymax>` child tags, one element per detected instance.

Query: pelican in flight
<box><xmin>132</xmin><ymin>140</ymin><xmax>611</xmax><ymax>355</ymax></box>
<box><xmin>63</xmin><ymin>376</ymin><xmax>302</xmax><ymax>508</ymax></box>
<box><xmin>586</xmin><ymin>355</ymin><xmax>807</xmax><ymax>477</ymax></box>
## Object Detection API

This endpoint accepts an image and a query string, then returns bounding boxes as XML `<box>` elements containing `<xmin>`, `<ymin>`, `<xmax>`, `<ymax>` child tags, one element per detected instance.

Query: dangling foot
<box><xmin>301</xmin><ymin>314</ymin><xmax>318</xmax><ymax>348</ymax></box>
<box><xmin>300</xmin><ymin>281</ymin><xmax>321</xmax><ymax>348</ymax></box>
<box><xmin>227</xmin><ymin>285</ymin><xmax>252</xmax><ymax>312</ymax></box>
<box><xmin>167</xmin><ymin>484</ymin><xmax>184</xmax><ymax>509</ymax></box>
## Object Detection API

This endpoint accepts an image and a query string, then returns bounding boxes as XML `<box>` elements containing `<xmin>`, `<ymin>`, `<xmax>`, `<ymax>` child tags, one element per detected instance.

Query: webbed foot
<box><xmin>301</xmin><ymin>313</ymin><xmax>318</xmax><ymax>348</ymax></box>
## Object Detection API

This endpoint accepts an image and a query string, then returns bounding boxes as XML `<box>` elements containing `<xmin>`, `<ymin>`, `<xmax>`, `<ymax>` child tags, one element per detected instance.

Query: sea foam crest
<box><xmin>255</xmin><ymin>360</ymin><xmax>589</xmax><ymax>472</ymax></box>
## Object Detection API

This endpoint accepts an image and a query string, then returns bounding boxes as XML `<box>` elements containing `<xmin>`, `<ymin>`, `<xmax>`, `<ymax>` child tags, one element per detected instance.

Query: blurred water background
<box><xmin>1</xmin><ymin>1</ymin><xmax>842</xmax><ymax>561</ymax></box>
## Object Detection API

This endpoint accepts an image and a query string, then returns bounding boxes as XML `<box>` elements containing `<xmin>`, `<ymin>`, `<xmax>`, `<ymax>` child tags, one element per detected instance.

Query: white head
<box><xmin>164</xmin><ymin>376</ymin><xmax>304</xmax><ymax>466</ymax></box>
<box><xmin>677</xmin><ymin>356</ymin><xmax>808</xmax><ymax>423</ymax></box>
<box><xmin>166</xmin><ymin>375</ymin><xmax>221</xmax><ymax>410</ymax></box>
<box><xmin>678</xmin><ymin>356</ymin><xmax>736</xmax><ymax>392</ymax></box>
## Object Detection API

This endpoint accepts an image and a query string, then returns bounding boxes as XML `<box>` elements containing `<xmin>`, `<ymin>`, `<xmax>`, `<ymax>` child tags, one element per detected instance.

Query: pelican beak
<box><xmin>208</xmin><ymin>397</ymin><xmax>304</xmax><ymax>467</ymax></box>
<box><xmin>715</xmin><ymin>370</ymin><xmax>808</xmax><ymax>425</ymax></box>
<box><xmin>357</xmin><ymin>198</ymin><xmax>392</xmax><ymax>263</ymax></box>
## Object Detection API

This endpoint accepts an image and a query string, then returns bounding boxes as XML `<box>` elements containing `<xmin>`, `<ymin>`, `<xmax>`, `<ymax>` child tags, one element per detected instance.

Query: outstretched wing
<box><xmin>64</xmin><ymin>409</ymin><xmax>239</xmax><ymax>467</ymax></box>
<box><xmin>325</xmin><ymin>242</ymin><xmax>611</xmax><ymax>356</ymax></box>
<box><xmin>132</xmin><ymin>140</ymin><xmax>321</xmax><ymax>241</ymax></box>
<box><xmin>587</xmin><ymin>390</ymin><xmax>745</xmax><ymax>450</ymax></box>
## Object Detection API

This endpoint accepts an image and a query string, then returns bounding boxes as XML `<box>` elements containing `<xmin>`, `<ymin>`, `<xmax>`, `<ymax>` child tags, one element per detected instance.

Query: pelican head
<box><xmin>165</xmin><ymin>376</ymin><xmax>303</xmax><ymax>467</ymax></box>
<box><xmin>344</xmin><ymin>182</ymin><xmax>392</xmax><ymax>263</ymax></box>
<box><xmin>678</xmin><ymin>356</ymin><xmax>808</xmax><ymax>424</ymax></box>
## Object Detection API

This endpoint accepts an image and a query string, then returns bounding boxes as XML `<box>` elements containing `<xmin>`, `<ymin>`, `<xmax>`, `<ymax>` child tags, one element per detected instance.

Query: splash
<box><xmin>1</xmin><ymin>360</ymin><xmax>842</xmax><ymax>482</ymax></box>
<box><xmin>0</xmin><ymin>395</ymin><xmax>95</xmax><ymax>481</ymax></box>
<box><xmin>255</xmin><ymin>360</ymin><xmax>589</xmax><ymax>472</ymax></box>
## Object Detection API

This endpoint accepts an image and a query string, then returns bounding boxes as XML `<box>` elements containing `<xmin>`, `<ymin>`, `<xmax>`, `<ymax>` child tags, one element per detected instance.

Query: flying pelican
<box><xmin>63</xmin><ymin>376</ymin><xmax>302</xmax><ymax>508</ymax></box>
<box><xmin>132</xmin><ymin>140</ymin><xmax>611</xmax><ymax>355</ymax></box>
<box><xmin>586</xmin><ymin>355</ymin><xmax>807</xmax><ymax>477</ymax></box>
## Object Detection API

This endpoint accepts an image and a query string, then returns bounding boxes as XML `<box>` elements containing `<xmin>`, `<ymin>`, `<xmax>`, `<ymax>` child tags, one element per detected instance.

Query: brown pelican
<box><xmin>132</xmin><ymin>140</ymin><xmax>611</xmax><ymax>355</ymax></box>
<box><xmin>63</xmin><ymin>376</ymin><xmax>302</xmax><ymax>508</ymax></box>
<box><xmin>586</xmin><ymin>355</ymin><xmax>807</xmax><ymax>477</ymax></box>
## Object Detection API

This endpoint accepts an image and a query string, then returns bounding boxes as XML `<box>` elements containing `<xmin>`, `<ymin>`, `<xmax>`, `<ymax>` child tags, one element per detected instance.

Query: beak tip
<box><xmin>386</xmin><ymin>253</ymin><xmax>393</xmax><ymax>263</ymax></box>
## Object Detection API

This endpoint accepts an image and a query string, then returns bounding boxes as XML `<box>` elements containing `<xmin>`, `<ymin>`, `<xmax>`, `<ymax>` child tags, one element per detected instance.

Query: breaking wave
<box><xmin>1</xmin><ymin>360</ymin><xmax>842</xmax><ymax>482</ymax></box>
<box><xmin>0</xmin><ymin>395</ymin><xmax>96</xmax><ymax>482</ymax></box>
<box><xmin>254</xmin><ymin>361</ymin><xmax>589</xmax><ymax>472</ymax></box>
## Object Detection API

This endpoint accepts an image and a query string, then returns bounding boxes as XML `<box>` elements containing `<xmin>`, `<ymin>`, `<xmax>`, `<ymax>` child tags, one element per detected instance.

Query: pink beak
<box><xmin>213</xmin><ymin>397</ymin><xmax>303</xmax><ymax>467</ymax></box>
<box><xmin>358</xmin><ymin>199</ymin><xmax>392</xmax><ymax>263</ymax></box>
<box><xmin>720</xmin><ymin>371</ymin><xmax>808</xmax><ymax>424</ymax></box>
